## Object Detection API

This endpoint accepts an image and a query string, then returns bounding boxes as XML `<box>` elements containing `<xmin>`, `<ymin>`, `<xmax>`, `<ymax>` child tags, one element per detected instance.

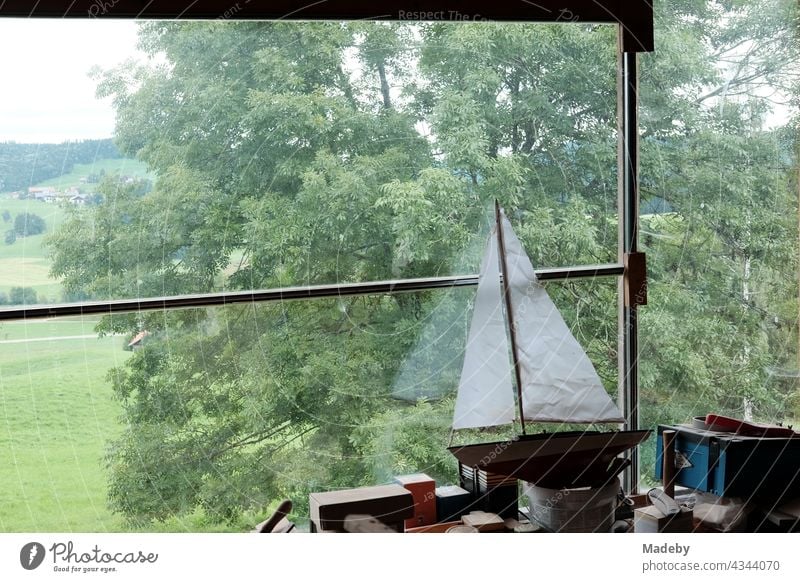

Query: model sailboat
<box><xmin>448</xmin><ymin>202</ymin><xmax>650</xmax><ymax>488</ymax></box>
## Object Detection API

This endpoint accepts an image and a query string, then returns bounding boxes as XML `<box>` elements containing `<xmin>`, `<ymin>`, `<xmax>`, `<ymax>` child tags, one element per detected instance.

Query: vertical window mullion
<box><xmin>618</xmin><ymin>44</ymin><xmax>641</xmax><ymax>493</ymax></box>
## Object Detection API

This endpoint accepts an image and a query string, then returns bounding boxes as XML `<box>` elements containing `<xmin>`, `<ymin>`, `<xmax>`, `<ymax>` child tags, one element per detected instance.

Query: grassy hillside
<box><xmin>36</xmin><ymin>158</ymin><xmax>152</xmax><ymax>193</ymax></box>
<box><xmin>0</xmin><ymin>198</ymin><xmax>67</xmax><ymax>301</ymax></box>
<box><xmin>0</xmin><ymin>157</ymin><xmax>151</xmax><ymax>302</ymax></box>
<box><xmin>0</xmin><ymin>158</ymin><xmax>254</xmax><ymax>532</ymax></box>
<box><xmin>0</xmin><ymin>318</ymin><xmax>253</xmax><ymax>532</ymax></box>
<box><xmin>0</xmin><ymin>197</ymin><xmax>67</xmax><ymax>256</ymax></box>
<box><xmin>0</xmin><ymin>318</ymin><xmax>131</xmax><ymax>531</ymax></box>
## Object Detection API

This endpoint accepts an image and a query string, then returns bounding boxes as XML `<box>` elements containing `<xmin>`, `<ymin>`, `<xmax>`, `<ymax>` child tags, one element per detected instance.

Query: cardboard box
<box><xmin>394</xmin><ymin>473</ymin><xmax>436</xmax><ymax>529</ymax></box>
<box><xmin>462</xmin><ymin>511</ymin><xmax>506</xmax><ymax>532</ymax></box>
<box><xmin>309</xmin><ymin>484</ymin><xmax>414</xmax><ymax>532</ymax></box>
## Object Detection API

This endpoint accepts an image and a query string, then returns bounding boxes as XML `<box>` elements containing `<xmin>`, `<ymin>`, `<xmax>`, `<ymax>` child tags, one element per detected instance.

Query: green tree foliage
<box><xmin>9</xmin><ymin>287</ymin><xmax>37</xmax><ymax>304</ymax></box>
<box><xmin>638</xmin><ymin>0</ymin><xmax>800</xmax><ymax>427</ymax></box>
<box><xmin>0</xmin><ymin>139</ymin><xmax>120</xmax><ymax>192</ymax></box>
<box><xmin>47</xmin><ymin>1</ymin><xmax>800</xmax><ymax>524</ymax></box>
<box><xmin>4</xmin><ymin>229</ymin><xmax>15</xmax><ymax>245</ymax></box>
<box><xmin>14</xmin><ymin>212</ymin><xmax>46</xmax><ymax>237</ymax></box>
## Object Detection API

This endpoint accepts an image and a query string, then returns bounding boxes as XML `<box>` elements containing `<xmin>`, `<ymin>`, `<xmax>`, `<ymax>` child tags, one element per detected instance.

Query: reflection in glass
<box><xmin>1</xmin><ymin>20</ymin><xmax>619</xmax><ymax>307</ymax></box>
<box><xmin>638</xmin><ymin>0</ymin><xmax>800</xmax><ymax>486</ymax></box>
<box><xmin>0</xmin><ymin>278</ymin><xmax>616</xmax><ymax>531</ymax></box>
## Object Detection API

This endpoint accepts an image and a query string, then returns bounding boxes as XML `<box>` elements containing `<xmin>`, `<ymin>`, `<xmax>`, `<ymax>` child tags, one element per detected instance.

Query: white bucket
<box><xmin>522</xmin><ymin>478</ymin><xmax>620</xmax><ymax>533</ymax></box>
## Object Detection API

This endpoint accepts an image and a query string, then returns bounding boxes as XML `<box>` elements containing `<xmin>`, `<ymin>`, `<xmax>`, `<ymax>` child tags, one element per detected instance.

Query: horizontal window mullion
<box><xmin>0</xmin><ymin>264</ymin><xmax>623</xmax><ymax>322</ymax></box>
<box><xmin>535</xmin><ymin>264</ymin><xmax>624</xmax><ymax>281</ymax></box>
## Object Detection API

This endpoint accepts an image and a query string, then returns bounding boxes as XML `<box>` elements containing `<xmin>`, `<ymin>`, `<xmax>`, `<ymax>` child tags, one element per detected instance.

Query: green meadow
<box><xmin>0</xmin><ymin>318</ymin><xmax>263</xmax><ymax>532</ymax></box>
<box><xmin>0</xmin><ymin>158</ymin><xmax>260</xmax><ymax>531</ymax></box>
<box><xmin>0</xmin><ymin>318</ymin><xmax>130</xmax><ymax>531</ymax></box>
<box><xmin>0</xmin><ymin>318</ymin><xmax>256</xmax><ymax>532</ymax></box>
<box><xmin>35</xmin><ymin>158</ymin><xmax>151</xmax><ymax>193</ymax></box>
<box><xmin>0</xmin><ymin>158</ymin><xmax>151</xmax><ymax>301</ymax></box>
<box><xmin>0</xmin><ymin>198</ymin><xmax>65</xmax><ymax>301</ymax></box>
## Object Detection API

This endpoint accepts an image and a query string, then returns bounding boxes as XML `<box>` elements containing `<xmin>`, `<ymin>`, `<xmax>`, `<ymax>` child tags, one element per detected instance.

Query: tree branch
<box><xmin>207</xmin><ymin>421</ymin><xmax>293</xmax><ymax>460</ymax></box>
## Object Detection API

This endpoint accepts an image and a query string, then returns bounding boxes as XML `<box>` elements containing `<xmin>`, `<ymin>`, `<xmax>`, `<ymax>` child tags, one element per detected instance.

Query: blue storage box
<box><xmin>655</xmin><ymin>424</ymin><xmax>800</xmax><ymax>501</ymax></box>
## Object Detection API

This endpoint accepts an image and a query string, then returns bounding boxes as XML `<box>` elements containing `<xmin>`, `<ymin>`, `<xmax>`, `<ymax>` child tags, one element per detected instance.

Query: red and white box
<box><xmin>394</xmin><ymin>473</ymin><xmax>436</xmax><ymax>529</ymax></box>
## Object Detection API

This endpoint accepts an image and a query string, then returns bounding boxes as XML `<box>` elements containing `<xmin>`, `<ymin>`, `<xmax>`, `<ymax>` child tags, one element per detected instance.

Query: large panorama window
<box><xmin>0</xmin><ymin>14</ymin><xmax>628</xmax><ymax>531</ymax></box>
<box><xmin>1</xmin><ymin>0</ymin><xmax>797</xmax><ymax>532</ymax></box>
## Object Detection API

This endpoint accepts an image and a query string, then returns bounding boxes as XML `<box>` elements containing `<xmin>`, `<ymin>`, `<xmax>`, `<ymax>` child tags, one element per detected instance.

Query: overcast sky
<box><xmin>0</xmin><ymin>19</ymin><xmax>141</xmax><ymax>143</ymax></box>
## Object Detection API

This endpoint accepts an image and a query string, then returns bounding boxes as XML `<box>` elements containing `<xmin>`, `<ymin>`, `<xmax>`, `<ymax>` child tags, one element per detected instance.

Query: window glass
<box><xmin>0</xmin><ymin>20</ymin><xmax>618</xmax><ymax>307</ymax></box>
<box><xmin>638</xmin><ymin>0</ymin><xmax>800</xmax><ymax>485</ymax></box>
<box><xmin>0</xmin><ymin>278</ymin><xmax>616</xmax><ymax>531</ymax></box>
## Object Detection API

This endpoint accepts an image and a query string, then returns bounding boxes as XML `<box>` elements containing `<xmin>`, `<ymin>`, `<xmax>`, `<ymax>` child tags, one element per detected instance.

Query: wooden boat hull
<box><xmin>448</xmin><ymin>430</ymin><xmax>651</xmax><ymax>487</ymax></box>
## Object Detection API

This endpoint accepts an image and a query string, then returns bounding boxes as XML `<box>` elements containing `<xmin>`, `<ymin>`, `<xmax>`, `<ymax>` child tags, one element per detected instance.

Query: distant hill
<box><xmin>0</xmin><ymin>139</ymin><xmax>122</xmax><ymax>193</ymax></box>
<box><xmin>0</xmin><ymin>154</ymin><xmax>152</xmax><ymax>303</ymax></box>
<box><xmin>35</xmin><ymin>158</ymin><xmax>152</xmax><ymax>194</ymax></box>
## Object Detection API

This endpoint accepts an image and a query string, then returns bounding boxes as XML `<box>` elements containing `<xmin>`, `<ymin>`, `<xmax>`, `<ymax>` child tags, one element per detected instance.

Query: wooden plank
<box><xmin>343</xmin><ymin>515</ymin><xmax>399</xmax><ymax>533</ymax></box>
<box><xmin>462</xmin><ymin>511</ymin><xmax>506</xmax><ymax>532</ymax></box>
<box><xmin>761</xmin><ymin>508</ymin><xmax>799</xmax><ymax>528</ymax></box>
<box><xmin>624</xmin><ymin>252</ymin><xmax>648</xmax><ymax>307</ymax></box>
<box><xmin>0</xmin><ymin>1</ymin><xmax>654</xmax><ymax>52</ymax></box>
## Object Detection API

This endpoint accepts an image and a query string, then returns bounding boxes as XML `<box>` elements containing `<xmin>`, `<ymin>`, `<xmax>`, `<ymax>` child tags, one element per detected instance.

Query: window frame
<box><xmin>0</xmin><ymin>0</ymin><xmax>650</xmax><ymax>492</ymax></box>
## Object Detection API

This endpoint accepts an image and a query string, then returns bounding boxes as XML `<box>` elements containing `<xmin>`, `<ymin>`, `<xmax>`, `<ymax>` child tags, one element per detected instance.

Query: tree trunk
<box><xmin>743</xmin><ymin>397</ymin><xmax>754</xmax><ymax>421</ymax></box>
<box><xmin>377</xmin><ymin>61</ymin><xmax>392</xmax><ymax>110</ymax></box>
<box><xmin>743</xmin><ymin>255</ymin><xmax>751</xmax><ymax>303</ymax></box>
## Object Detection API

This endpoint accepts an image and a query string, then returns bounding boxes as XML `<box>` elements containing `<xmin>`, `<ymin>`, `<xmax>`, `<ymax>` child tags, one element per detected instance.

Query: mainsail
<box><xmin>500</xmin><ymin>212</ymin><xmax>624</xmax><ymax>424</ymax></box>
<box><xmin>453</xmin><ymin>207</ymin><xmax>624</xmax><ymax>430</ymax></box>
<box><xmin>452</xmin><ymin>230</ymin><xmax>516</xmax><ymax>429</ymax></box>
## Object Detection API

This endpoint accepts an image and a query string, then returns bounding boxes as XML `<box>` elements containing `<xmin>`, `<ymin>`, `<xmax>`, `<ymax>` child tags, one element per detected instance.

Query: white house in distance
<box><xmin>27</xmin><ymin>186</ymin><xmax>90</xmax><ymax>205</ymax></box>
<box><xmin>28</xmin><ymin>186</ymin><xmax>58</xmax><ymax>202</ymax></box>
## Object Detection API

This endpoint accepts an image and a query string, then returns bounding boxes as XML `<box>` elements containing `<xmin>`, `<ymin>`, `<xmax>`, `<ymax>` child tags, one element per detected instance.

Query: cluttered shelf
<box><xmin>257</xmin><ymin>413</ymin><xmax>800</xmax><ymax>534</ymax></box>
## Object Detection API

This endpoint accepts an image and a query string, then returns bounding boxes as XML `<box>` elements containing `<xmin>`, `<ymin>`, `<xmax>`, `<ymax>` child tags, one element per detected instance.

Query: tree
<box><xmin>2</xmin><ymin>209</ymin><xmax>10</xmax><ymax>223</ymax></box>
<box><xmin>4</xmin><ymin>229</ymin><xmax>15</xmax><ymax>245</ymax></box>
<box><xmin>59</xmin><ymin>22</ymin><xmax>454</xmax><ymax>523</ymax></box>
<box><xmin>48</xmin><ymin>1</ymin><xmax>800</xmax><ymax>524</ymax></box>
<box><xmin>9</xmin><ymin>287</ymin><xmax>37</xmax><ymax>304</ymax></box>
<box><xmin>634</xmin><ymin>0</ymin><xmax>800</xmax><ymax>476</ymax></box>
<box><xmin>14</xmin><ymin>212</ymin><xmax>46</xmax><ymax>237</ymax></box>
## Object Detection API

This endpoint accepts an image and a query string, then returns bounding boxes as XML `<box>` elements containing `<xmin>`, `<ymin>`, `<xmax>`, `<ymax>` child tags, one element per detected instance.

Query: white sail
<box><xmin>452</xmin><ymin>228</ymin><xmax>516</xmax><ymax>429</ymax></box>
<box><xmin>500</xmin><ymin>212</ymin><xmax>625</xmax><ymax>424</ymax></box>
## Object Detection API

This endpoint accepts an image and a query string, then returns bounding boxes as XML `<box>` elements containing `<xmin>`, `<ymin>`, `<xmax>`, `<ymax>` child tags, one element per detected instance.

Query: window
<box><xmin>0</xmin><ymin>1</ymin><xmax>652</xmax><ymax>530</ymax></box>
<box><xmin>638</xmin><ymin>0</ymin><xmax>800</xmax><ymax>484</ymax></box>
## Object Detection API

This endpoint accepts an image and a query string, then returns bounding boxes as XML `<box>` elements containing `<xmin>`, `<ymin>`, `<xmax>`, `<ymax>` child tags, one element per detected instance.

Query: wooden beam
<box><xmin>0</xmin><ymin>0</ymin><xmax>654</xmax><ymax>51</ymax></box>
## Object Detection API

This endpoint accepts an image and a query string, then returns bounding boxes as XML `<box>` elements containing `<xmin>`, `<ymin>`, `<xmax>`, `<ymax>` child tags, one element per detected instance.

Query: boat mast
<box><xmin>495</xmin><ymin>200</ymin><xmax>527</xmax><ymax>435</ymax></box>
